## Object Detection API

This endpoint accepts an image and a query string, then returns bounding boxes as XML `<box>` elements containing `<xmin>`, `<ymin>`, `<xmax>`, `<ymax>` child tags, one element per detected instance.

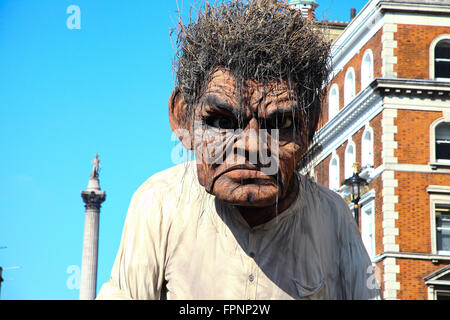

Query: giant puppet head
<box><xmin>168</xmin><ymin>0</ymin><xmax>330</xmax><ymax>226</ymax></box>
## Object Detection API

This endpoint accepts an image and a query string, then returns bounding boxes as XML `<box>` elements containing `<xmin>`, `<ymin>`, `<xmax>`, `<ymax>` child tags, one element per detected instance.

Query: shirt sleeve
<box><xmin>96</xmin><ymin>183</ymin><xmax>167</xmax><ymax>300</ymax></box>
<box><xmin>338</xmin><ymin>202</ymin><xmax>382</xmax><ymax>300</ymax></box>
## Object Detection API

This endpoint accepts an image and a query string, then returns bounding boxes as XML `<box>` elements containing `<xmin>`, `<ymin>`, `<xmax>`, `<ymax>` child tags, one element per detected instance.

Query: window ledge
<box><xmin>427</xmin><ymin>185</ymin><xmax>450</xmax><ymax>194</ymax></box>
<box><xmin>430</xmin><ymin>161</ymin><xmax>450</xmax><ymax>170</ymax></box>
<box><xmin>434</xmin><ymin>78</ymin><xmax>450</xmax><ymax>82</ymax></box>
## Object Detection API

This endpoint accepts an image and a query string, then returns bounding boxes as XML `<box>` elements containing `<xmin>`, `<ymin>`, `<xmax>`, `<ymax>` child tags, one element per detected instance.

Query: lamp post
<box><xmin>343</xmin><ymin>163</ymin><xmax>368</xmax><ymax>227</ymax></box>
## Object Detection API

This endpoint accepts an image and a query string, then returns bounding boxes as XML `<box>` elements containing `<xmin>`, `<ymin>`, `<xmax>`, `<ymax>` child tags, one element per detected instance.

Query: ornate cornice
<box><xmin>375</xmin><ymin>78</ymin><xmax>450</xmax><ymax>98</ymax></box>
<box><xmin>81</xmin><ymin>190</ymin><xmax>106</xmax><ymax>210</ymax></box>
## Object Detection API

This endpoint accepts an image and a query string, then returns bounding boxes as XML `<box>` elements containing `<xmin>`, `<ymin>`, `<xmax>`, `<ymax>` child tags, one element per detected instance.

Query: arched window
<box><xmin>362</xmin><ymin>126</ymin><xmax>374</xmax><ymax>169</ymax></box>
<box><xmin>344</xmin><ymin>68</ymin><xmax>356</xmax><ymax>105</ymax></box>
<box><xmin>361</xmin><ymin>202</ymin><xmax>375</xmax><ymax>261</ymax></box>
<box><xmin>345</xmin><ymin>140</ymin><xmax>356</xmax><ymax>178</ymax></box>
<box><xmin>435</xmin><ymin>40</ymin><xmax>450</xmax><ymax>80</ymax></box>
<box><xmin>329</xmin><ymin>153</ymin><xmax>340</xmax><ymax>191</ymax></box>
<box><xmin>329</xmin><ymin>84</ymin><xmax>339</xmax><ymax>120</ymax></box>
<box><xmin>361</xmin><ymin>50</ymin><xmax>374</xmax><ymax>89</ymax></box>
<box><xmin>430</xmin><ymin>35</ymin><xmax>450</xmax><ymax>80</ymax></box>
<box><xmin>436</xmin><ymin>122</ymin><xmax>450</xmax><ymax>162</ymax></box>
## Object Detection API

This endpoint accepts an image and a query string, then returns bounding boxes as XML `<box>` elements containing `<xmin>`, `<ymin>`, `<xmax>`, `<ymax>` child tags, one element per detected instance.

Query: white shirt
<box><xmin>96</xmin><ymin>161</ymin><xmax>380</xmax><ymax>300</ymax></box>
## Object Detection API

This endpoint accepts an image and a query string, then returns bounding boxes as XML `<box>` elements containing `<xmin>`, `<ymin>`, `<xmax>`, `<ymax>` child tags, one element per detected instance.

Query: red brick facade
<box><xmin>311</xmin><ymin>1</ymin><xmax>450</xmax><ymax>300</ymax></box>
<box><xmin>394</xmin><ymin>25</ymin><xmax>450</xmax><ymax>80</ymax></box>
<box><xmin>394</xmin><ymin>110</ymin><xmax>443</xmax><ymax>165</ymax></box>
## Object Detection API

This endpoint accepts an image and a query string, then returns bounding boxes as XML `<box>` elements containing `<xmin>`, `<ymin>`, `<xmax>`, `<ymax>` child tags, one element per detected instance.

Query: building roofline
<box><xmin>330</xmin><ymin>0</ymin><xmax>450</xmax><ymax>77</ymax></box>
<box><xmin>378</xmin><ymin>0</ymin><xmax>450</xmax><ymax>15</ymax></box>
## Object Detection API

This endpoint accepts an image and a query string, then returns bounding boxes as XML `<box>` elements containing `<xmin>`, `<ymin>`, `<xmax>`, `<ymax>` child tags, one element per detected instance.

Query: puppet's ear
<box><xmin>168</xmin><ymin>88</ymin><xmax>194</xmax><ymax>150</ymax></box>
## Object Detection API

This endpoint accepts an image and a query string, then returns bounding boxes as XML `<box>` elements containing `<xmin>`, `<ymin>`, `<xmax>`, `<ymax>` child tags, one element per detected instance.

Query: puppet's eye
<box><xmin>206</xmin><ymin>116</ymin><xmax>238</xmax><ymax>130</ymax></box>
<box><xmin>268</xmin><ymin>115</ymin><xmax>293</xmax><ymax>130</ymax></box>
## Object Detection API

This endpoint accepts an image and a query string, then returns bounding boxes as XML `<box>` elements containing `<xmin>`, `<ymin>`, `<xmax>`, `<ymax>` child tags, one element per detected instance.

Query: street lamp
<box><xmin>343</xmin><ymin>163</ymin><xmax>368</xmax><ymax>227</ymax></box>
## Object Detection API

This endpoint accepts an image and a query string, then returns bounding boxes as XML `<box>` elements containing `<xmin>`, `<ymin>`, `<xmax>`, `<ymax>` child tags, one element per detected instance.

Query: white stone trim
<box><xmin>381</xmin><ymin>108</ymin><xmax>398</xmax><ymax>166</ymax></box>
<box><xmin>427</xmin><ymin>185</ymin><xmax>450</xmax><ymax>195</ymax></box>
<box><xmin>428</xmin><ymin>285</ymin><xmax>436</xmax><ymax>300</ymax></box>
<box><xmin>384</xmin><ymin>163</ymin><xmax>450</xmax><ymax>174</ymax></box>
<box><xmin>383</xmin><ymin>10</ymin><xmax>450</xmax><ymax>27</ymax></box>
<box><xmin>383</xmin><ymin>257</ymin><xmax>400</xmax><ymax>299</ymax></box>
<box><xmin>382</xmin><ymin>22</ymin><xmax>397</xmax><ymax>78</ymax></box>
<box><xmin>374</xmin><ymin>251</ymin><xmax>450</xmax><ymax>263</ymax></box>
<box><xmin>382</xmin><ymin>169</ymin><xmax>399</xmax><ymax>254</ymax></box>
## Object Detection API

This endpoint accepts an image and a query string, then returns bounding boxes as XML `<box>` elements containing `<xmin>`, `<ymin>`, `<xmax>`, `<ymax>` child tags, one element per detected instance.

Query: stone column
<box><xmin>80</xmin><ymin>161</ymin><xmax>105</xmax><ymax>300</ymax></box>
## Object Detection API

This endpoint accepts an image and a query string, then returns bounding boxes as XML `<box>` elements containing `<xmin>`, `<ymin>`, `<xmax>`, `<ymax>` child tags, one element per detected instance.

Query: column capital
<box><xmin>81</xmin><ymin>190</ymin><xmax>106</xmax><ymax>210</ymax></box>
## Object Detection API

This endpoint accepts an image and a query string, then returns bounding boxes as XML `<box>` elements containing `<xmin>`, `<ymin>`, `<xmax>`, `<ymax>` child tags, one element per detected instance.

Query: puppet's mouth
<box><xmin>237</xmin><ymin>177</ymin><xmax>277</xmax><ymax>186</ymax></box>
<box><xmin>207</xmin><ymin>164</ymin><xmax>281</xmax><ymax>193</ymax></box>
<box><xmin>217</xmin><ymin>165</ymin><xmax>279</xmax><ymax>187</ymax></box>
<box><xmin>224</xmin><ymin>168</ymin><xmax>271</xmax><ymax>180</ymax></box>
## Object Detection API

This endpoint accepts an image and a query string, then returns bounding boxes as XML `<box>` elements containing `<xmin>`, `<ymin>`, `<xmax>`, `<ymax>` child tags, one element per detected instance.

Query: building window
<box><xmin>329</xmin><ymin>153</ymin><xmax>340</xmax><ymax>191</ymax></box>
<box><xmin>430</xmin><ymin>35</ymin><xmax>450</xmax><ymax>80</ymax></box>
<box><xmin>329</xmin><ymin>84</ymin><xmax>339</xmax><ymax>120</ymax></box>
<box><xmin>361</xmin><ymin>50</ymin><xmax>374</xmax><ymax>89</ymax></box>
<box><xmin>428</xmin><ymin>187</ymin><xmax>450</xmax><ymax>255</ymax></box>
<box><xmin>362</xmin><ymin>126</ymin><xmax>374</xmax><ymax>169</ymax></box>
<box><xmin>345</xmin><ymin>140</ymin><xmax>356</xmax><ymax>178</ymax></box>
<box><xmin>430</xmin><ymin>118</ymin><xmax>450</xmax><ymax>169</ymax></box>
<box><xmin>436</xmin><ymin>122</ymin><xmax>450</xmax><ymax>162</ymax></box>
<box><xmin>361</xmin><ymin>202</ymin><xmax>375</xmax><ymax>261</ymax></box>
<box><xmin>344</xmin><ymin>68</ymin><xmax>356</xmax><ymax>105</ymax></box>
<box><xmin>435</xmin><ymin>39</ymin><xmax>450</xmax><ymax>80</ymax></box>
<box><xmin>436</xmin><ymin>203</ymin><xmax>450</xmax><ymax>254</ymax></box>
<box><xmin>437</xmin><ymin>291</ymin><xmax>450</xmax><ymax>300</ymax></box>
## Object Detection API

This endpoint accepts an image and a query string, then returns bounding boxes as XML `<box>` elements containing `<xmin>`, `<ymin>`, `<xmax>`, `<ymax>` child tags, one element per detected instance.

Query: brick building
<box><xmin>296</xmin><ymin>0</ymin><xmax>450</xmax><ymax>300</ymax></box>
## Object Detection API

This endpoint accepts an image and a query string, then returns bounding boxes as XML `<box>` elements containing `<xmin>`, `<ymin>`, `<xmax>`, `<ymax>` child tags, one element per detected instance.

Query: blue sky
<box><xmin>0</xmin><ymin>0</ymin><xmax>368</xmax><ymax>300</ymax></box>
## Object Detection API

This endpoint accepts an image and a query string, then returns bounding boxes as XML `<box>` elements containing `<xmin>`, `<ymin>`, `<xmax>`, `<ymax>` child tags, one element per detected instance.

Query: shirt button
<box><xmin>248</xmin><ymin>274</ymin><xmax>254</xmax><ymax>282</ymax></box>
<box><xmin>249</xmin><ymin>252</ymin><xmax>255</xmax><ymax>259</ymax></box>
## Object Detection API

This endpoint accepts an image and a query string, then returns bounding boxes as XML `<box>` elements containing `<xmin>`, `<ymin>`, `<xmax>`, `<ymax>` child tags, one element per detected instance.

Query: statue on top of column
<box><xmin>90</xmin><ymin>153</ymin><xmax>101</xmax><ymax>179</ymax></box>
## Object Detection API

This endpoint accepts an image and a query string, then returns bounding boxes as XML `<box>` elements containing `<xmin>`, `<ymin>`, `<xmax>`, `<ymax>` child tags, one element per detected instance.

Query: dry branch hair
<box><xmin>172</xmin><ymin>0</ymin><xmax>331</xmax><ymax>144</ymax></box>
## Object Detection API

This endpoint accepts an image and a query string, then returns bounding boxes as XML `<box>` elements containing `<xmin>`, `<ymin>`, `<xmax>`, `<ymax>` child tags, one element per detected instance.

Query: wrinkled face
<box><xmin>192</xmin><ymin>69</ymin><xmax>308</xmax><ymax>207</ymax></box>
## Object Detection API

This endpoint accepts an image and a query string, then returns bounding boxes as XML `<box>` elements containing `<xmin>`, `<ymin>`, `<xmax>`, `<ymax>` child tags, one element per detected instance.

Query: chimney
<box><xmin>289</xmin><ymin>1</ymin><xmax>318</xmax><ymax>20</ymax></box>
<box><xmin>350</xmin><ymin>8</ymin><xmax>357</xmax><ymax>21</ymax></box>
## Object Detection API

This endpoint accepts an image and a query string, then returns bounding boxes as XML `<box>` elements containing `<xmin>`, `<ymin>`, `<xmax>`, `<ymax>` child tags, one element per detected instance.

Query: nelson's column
<box><xmin>80</xmin><ymin>154</ymin><xmax>106</xmax><ymax>300</ymax></box>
